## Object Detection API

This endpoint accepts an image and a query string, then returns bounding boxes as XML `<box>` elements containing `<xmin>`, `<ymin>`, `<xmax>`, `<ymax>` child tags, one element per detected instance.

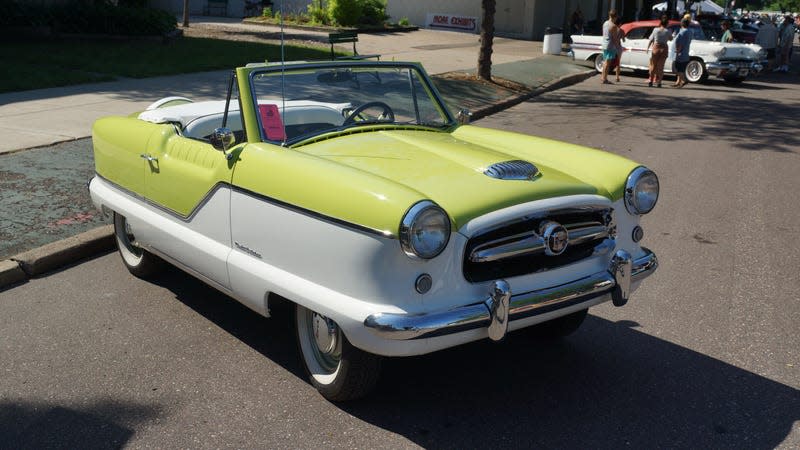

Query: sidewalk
<box><xmin>0</xmin><ymin>19</ymin><xmax>595</xmax><ymax>288</ymax></box>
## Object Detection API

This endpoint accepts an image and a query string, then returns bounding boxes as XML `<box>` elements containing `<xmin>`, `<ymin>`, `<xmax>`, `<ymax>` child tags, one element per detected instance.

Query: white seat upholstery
<box><xmin>138</xmin><ymin>99</ymin><xmax>350</xmax><ymax>140</ymax></box>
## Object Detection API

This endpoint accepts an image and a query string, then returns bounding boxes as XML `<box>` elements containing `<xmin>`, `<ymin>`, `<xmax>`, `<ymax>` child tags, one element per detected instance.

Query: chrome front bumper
<box><xmin>706</xmin><ymin>61</ymin><xmax>763</xmax><ymax>76</ymax></box>
<box><xmin>364</xmin><ymin>248</ymin><xmax>657</xmax><ymax>342</ymax></box>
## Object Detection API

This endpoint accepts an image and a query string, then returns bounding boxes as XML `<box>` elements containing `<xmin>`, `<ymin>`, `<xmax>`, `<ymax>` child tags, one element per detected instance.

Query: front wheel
<box><xmin>594</xmin><ymin>53</ymin><xmax>604</xmax><ymax>72</ymax></box>
<box><xmin>113</xmin><ymin>212</ymin><xmax>163</xmax><ymax>278</ymax></box>
<box><xmin>295</xmin><ymin>304</ymin><xmax>381</xmax><ymax>401</ymax></box>
<box><xmin>685</xmin><ymin>59</ymin><xmax>708</xmax><ymax>83</ymax></box>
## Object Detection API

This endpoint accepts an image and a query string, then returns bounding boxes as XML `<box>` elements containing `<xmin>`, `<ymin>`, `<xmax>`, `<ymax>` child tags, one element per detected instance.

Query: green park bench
<box><xmin>328</xmin><ymin>32</ymin><xmax>381</xmax><ymax>61</ymax></box>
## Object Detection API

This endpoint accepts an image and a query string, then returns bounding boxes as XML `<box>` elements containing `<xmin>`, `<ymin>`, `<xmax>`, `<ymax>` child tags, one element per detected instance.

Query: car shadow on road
<box><xmin>153</xmin><ymin>267</ymin><xmax>799</xmax><ymax>449</ymax></box>
<box><xmin>0</xmin><ymin>399</ymin><xmax>160</xmax><ymax>449</ymax></box>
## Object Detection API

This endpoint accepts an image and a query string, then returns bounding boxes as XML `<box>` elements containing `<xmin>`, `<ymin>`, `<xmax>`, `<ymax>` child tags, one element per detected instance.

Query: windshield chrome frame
<box><xmin>246</xmin><ymin>61</ymin><xmax>457</xmax><ymax>146</ymax></box>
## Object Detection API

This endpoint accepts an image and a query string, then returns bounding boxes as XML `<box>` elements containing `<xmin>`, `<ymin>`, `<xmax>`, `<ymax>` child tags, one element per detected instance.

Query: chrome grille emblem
<box><xmin>484</xmin><ymin>160</ymin><xmax>539</xmax><ymax>180</ymax></box>
<box><xmin>540</xmin><ymin>221</ymin><xmax>569</xmax><ymax>256</ymax></box>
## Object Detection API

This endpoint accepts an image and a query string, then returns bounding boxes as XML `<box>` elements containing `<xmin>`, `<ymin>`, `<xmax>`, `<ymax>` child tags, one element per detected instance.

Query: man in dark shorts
<box><xmin>673</xmin><ymin>17</ymin><xmax>693</xmax><ymax>87</ymax></box>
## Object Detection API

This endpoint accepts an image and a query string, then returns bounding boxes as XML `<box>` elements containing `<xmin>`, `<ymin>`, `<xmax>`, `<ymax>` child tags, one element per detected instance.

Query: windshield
<box><xmin>668</xmin><ymin>24</ymin><xmax>708</xmax><ymax>40</ymax></box>
<box><xmin>249</xmin><ymin>63</ymin><xmax>453</xmax><ymax>145</ymax></box>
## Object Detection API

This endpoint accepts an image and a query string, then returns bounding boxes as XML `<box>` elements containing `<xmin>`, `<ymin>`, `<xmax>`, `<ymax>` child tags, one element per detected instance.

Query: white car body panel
<box><xmin>91</xmin><ymin>173</ymin><xmax>649</xmax><ymax>356</ymax></box>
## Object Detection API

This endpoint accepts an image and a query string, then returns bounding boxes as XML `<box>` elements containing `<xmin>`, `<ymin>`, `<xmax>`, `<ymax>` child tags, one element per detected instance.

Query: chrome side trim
<box><xmin>364</xmin><ymin>248</ymin><xmax>658</xmax><ymax>341</ymax></box>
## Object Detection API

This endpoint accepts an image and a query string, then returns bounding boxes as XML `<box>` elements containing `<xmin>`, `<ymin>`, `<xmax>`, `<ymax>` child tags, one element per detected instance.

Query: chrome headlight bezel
<box><xmin>399</xmin><ymin>201</ymin><xmax>451</xmax><ymax>259</ymax></box>
<box><xmin>624</xmin><ymin>166</ymin><xmax>659</xmax><ymax>215</ymax></box>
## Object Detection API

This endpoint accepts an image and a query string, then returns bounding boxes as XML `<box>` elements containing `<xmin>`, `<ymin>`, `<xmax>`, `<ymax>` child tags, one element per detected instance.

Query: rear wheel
<box><xmin>295</xmin><ymin>304</ymin><xmax>381</xmax><ymax>401</ymax></box>
<box><xmin>685</xmin><ymin>59</ymin><xmax>708</xmax><ymax>83</ymax></box>
<box><xmin>521</xmin><ymin>309</ymin><xmax>589</xmax><ymax>339</ymax></box>
<box><xmin>113</xmin><ymin>212</ymin><xmax>163</xmax><ymax>278</ymax></box>
<box><xmin>594</xmin><ymin>53</ymin><xmax>604</xmax><ymax>72</ymax></box>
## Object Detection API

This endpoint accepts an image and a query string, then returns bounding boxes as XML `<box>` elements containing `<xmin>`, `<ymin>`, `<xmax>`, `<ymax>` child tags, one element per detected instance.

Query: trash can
<box><xmin>543</xmin><ymin>27</ymin><xmax>563</xmax><ymax>55</ymax></box>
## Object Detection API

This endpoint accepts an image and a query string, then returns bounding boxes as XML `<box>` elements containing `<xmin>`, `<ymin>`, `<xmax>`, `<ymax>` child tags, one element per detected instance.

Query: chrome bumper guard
<box><xmin>364</xmin><ymin>248</ymin><xmax>657</xmax><ymax>342</ymax></box>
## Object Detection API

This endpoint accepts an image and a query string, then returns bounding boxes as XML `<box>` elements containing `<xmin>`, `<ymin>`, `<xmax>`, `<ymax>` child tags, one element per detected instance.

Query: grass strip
<box><xmin>1</xmin><ymin>37</ymin><xmax>332</xmax><ymax>93</ymax></box>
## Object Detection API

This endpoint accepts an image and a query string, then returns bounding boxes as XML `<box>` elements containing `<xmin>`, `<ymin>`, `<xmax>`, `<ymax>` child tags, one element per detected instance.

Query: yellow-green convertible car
<box><xmin>89</xmin><ymin>61</ymin><xmax>659</xmax><ymax>401</ymax></box>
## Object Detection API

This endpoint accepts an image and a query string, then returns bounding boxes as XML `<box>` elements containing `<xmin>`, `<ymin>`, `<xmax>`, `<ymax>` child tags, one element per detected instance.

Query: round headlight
<box><xmin>400</xmin><ymin>201</ymin><xmax>451</xmax><ymax>259</ymax></box>
<box><xmin>624</xmin><ymin>167</ymin><xmax>659</xmax><ymax>215</ymax></box>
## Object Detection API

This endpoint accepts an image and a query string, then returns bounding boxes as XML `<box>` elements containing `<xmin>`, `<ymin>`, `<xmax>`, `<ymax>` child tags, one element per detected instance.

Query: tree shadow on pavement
<box><xmin>149</xmin><ymin>268</ymin><xmax>799</xmax><ymax>449</ymax></box>
<box><xmin>531</xmin><ymin>79</ymin><xmax>800</xmax><ymax>154</ymax></box>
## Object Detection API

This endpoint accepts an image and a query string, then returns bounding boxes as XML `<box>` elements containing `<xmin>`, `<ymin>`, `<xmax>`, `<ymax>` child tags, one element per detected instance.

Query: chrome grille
<box><xmin>463</xmin><ymin>206</ymin><xmax>614</xmax><ymax>282</ymax></box>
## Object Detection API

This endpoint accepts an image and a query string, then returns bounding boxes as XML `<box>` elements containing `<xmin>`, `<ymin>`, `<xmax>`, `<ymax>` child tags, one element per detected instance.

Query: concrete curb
<box><xmin>0</xmin><ymin>225</ymin><xmax>115</xmax><ymax>290</ymax></box>
<box><xmin>0</xmin><ymin>68</ymin><xmax>595</xmax><ymax>291</ymax></box>
<box><xmin>471</xmin><ymin>68</ymin><xmax>596</xmax><ymax>121</ymax></box>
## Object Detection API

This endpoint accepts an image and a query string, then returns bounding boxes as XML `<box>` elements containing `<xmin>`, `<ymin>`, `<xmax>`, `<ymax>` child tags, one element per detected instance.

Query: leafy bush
<box><xmin>0</xmin><ymin>0</ymin><xmax>176</xmax><ymax>36</ymax></box>
<box><xmin>307</xmin><ymin>0</ymin><xmax>330</xmax><ymax>25</ymax></box>
<box><xmin>398</xmin><ymin>17</ymin><xmax>410</xmax><ymax>27</ymax></box>
<box><xmin>359</xmin><ymin>0</ymin><xmax>388</xmax><ymax>26</ymax></box>
<box><xmin>262</xmin><ymin>6</ymin><xmax>273</xmax><ymax>17</ymax></box>
<box><xmin>328</xmin><ymin>0</ymin><xmax>362</xmax><ymax>26</ymax></box>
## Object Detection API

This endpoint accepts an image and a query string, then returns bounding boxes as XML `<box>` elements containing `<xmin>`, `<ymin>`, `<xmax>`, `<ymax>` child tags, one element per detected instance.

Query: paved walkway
<box><xmin>0</xmin><ymin>17</ymin><xmax>585</xmax><ymax>154</ymax></box>
<box><xmin>0</xmin><ymin>18</ymin><xmax>593</xmax><ymax>286</ymax></box>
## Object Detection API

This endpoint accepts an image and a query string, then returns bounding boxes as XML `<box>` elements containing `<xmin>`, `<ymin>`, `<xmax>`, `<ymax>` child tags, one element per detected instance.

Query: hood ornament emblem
<box><xmin>484</xmin><ymin>160</ymin><xmax>539</xmax><ymax>181</ymax></box>
<box><xmin>540</xmin><ymin>221</ymin><xmax>569</xmax><ymax>256</ymax></box>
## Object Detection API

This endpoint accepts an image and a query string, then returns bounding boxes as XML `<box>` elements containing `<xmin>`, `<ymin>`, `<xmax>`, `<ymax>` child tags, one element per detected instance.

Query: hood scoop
<box><xmin>484</xmin><ymin>160</ymin><xmax>540</xmax><ymax>181</ymax></box>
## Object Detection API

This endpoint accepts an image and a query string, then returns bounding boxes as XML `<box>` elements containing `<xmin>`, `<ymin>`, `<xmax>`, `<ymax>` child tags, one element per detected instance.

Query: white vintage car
<box><xmin>89</xmin><ymin>60</ymin><xmax>659</xmax><ymax>401</ymax></box>
<box><xmin>571</xmin><ymin>19</ymin><xmax>766</xmax><ymax>83</ymax></box>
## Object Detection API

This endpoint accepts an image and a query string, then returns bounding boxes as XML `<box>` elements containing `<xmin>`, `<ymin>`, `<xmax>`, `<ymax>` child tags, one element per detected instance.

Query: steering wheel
<box><xmin>343</xmin><ymin>101</ymin><xmax>395</xmax><ymax>125</ymax></box>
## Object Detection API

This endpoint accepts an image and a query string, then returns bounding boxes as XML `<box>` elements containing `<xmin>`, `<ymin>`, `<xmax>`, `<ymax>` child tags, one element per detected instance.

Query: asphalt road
<box><xmin>2</xmin><ymin>72</ymin><xmax>799</xmax><ymax>448</ymax></box>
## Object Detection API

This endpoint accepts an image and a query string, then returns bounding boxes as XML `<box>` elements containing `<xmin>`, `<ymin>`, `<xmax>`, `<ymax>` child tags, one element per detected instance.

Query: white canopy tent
<box><xmin>651</xmin><ymin>1</ymin><xmax>725</xmax><ymax>14</ymax></box>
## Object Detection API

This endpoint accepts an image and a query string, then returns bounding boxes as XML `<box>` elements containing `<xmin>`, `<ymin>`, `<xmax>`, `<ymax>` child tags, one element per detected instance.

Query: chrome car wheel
<box><xmin>684</xmin><ymin>60</ymin><xmax>707</xmax><ymax>83</ymax></box>
<box><xmin>113</xmin><ymin>212</ymin><xmax>162</xmax><ymax>278</ymax></box>
<box><xmin>295</xmin><ymin>304</ymin><xmax>381</xmax><ymax>401</ymax></box>
<box><xmin>594</xmin><ymin>54</ymin><xmax>604</xmax><ymax>72</ymax></box>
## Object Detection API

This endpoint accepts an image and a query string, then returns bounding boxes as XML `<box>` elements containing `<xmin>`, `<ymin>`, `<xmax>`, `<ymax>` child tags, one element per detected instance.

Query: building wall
<box><xmin>149</xmin><ymin>0</ymin><xmax>247</xmax><ymax>17</ymax></box>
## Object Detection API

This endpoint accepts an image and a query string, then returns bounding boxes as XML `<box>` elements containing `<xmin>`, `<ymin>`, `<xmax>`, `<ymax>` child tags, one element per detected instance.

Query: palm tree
<box><xmin>182</xmin><ymin>0</ymin><xmax>190</xmax><ymax>27</ymax></box>
<box><xmin>478</xmin><ymin>0</ymin><xmax>495</xmax><ymax>80</ymax></box>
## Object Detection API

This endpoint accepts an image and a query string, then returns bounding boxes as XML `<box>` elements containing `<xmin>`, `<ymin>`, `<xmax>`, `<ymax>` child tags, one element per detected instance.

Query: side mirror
<box><xmin>457</xmin><ymin>109</ymin><xmax>472</xmax><ymax>125</ymax></box>
<box><xmin>210</xmin><ymin>127</ymin><xmax>235</xmax><ymax>151</ymax></box>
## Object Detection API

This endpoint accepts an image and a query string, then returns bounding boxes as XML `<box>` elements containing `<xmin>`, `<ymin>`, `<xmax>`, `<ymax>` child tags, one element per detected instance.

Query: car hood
<box><xmin>297</xmin><ymin>126</ymin><xmax>639</xmax><ymax>229</ymax></box>
<box><xmin>693</xmin><ymin>40</ymin><xmax>762</xmax><ymax>57</ymax></box>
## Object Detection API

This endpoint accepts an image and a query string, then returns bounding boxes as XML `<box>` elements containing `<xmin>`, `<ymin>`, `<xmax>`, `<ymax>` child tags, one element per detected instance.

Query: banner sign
<box><xmin>425</xmin><ymin>13</ymin><xmax>479</xmax><ymax>33</ymax></box>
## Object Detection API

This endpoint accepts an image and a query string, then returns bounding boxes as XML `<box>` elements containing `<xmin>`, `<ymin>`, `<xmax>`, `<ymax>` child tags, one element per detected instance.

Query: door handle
<box><xmin>140</xmin><ymin>153</ymin><xmax>158</xmax><ymax>162</ymax></box>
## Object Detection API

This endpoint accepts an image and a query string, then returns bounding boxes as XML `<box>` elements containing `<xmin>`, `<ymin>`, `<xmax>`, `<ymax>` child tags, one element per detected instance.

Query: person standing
<box><xmin>647</xmin><ymin>14</ymin><xmax>673</xmax><ymax>87</ymax></box>
<box><xmin>570</xmin><ymin>6</ymin><xmax>585</xmax><ymax>36</ymax></box>
<box><xmin>720</xmin><ymin>20</ymin><xmax>734</xmax><ymax>43</ymax></box>
<box><xmin>774</xmin><ymin>15</ymin><xmax>796</xmax><ymax>72</ymax></box>
<box><xmin>673</xmin><ymin>17</ymin><xmax>693</xmax><ymax>87</ymax></box>
<box><xmin>755</xmin><ymin>15</ymin><xmax>778</xmax><ymax>69</ymax></box>
<box><xmin>601</xmin><ymin>9</ymin><xmax>621</xmax><ymax>84</ymax></box>
<box><xmin>612</xmin><ymin>15</ymin><xmax>625</xmax><ymax>82</ymax></box>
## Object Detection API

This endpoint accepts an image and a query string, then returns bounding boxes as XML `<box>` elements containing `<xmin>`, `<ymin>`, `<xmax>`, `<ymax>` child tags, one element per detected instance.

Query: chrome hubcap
<box><xmin>312</xmin><ymin>313</ymin><xmax>338</xmax><ymax>355</ymax></box>
<box><xmin>116</xmin><ymin>214</ymin><xmax>143</xmax><ymax>258</ymax></box>
<box><xmin>304</xmin><ymin>310</ymin><xmax>341</xmax><ymax>374</ymax></box>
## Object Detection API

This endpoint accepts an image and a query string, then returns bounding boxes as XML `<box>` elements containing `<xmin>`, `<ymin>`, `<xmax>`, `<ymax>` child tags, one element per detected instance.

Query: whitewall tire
<box><xmin>113</xmin><ymin>212</ymin><xmax>163</xmax><ymax>278</ymax></box>
<box><xmin>594</xmin><ymin>54</ymin><xmax>604</xmax><ymax>72</ymax></box>
<box><xmin>685</xmin><ymin>59</ymin><xmax>708</xmax><ymax>83</ymax></box>
<box><xmin>295</xmin><ymin>304</ymin><xmax>381</xmax><ymax>401</ymax></box>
